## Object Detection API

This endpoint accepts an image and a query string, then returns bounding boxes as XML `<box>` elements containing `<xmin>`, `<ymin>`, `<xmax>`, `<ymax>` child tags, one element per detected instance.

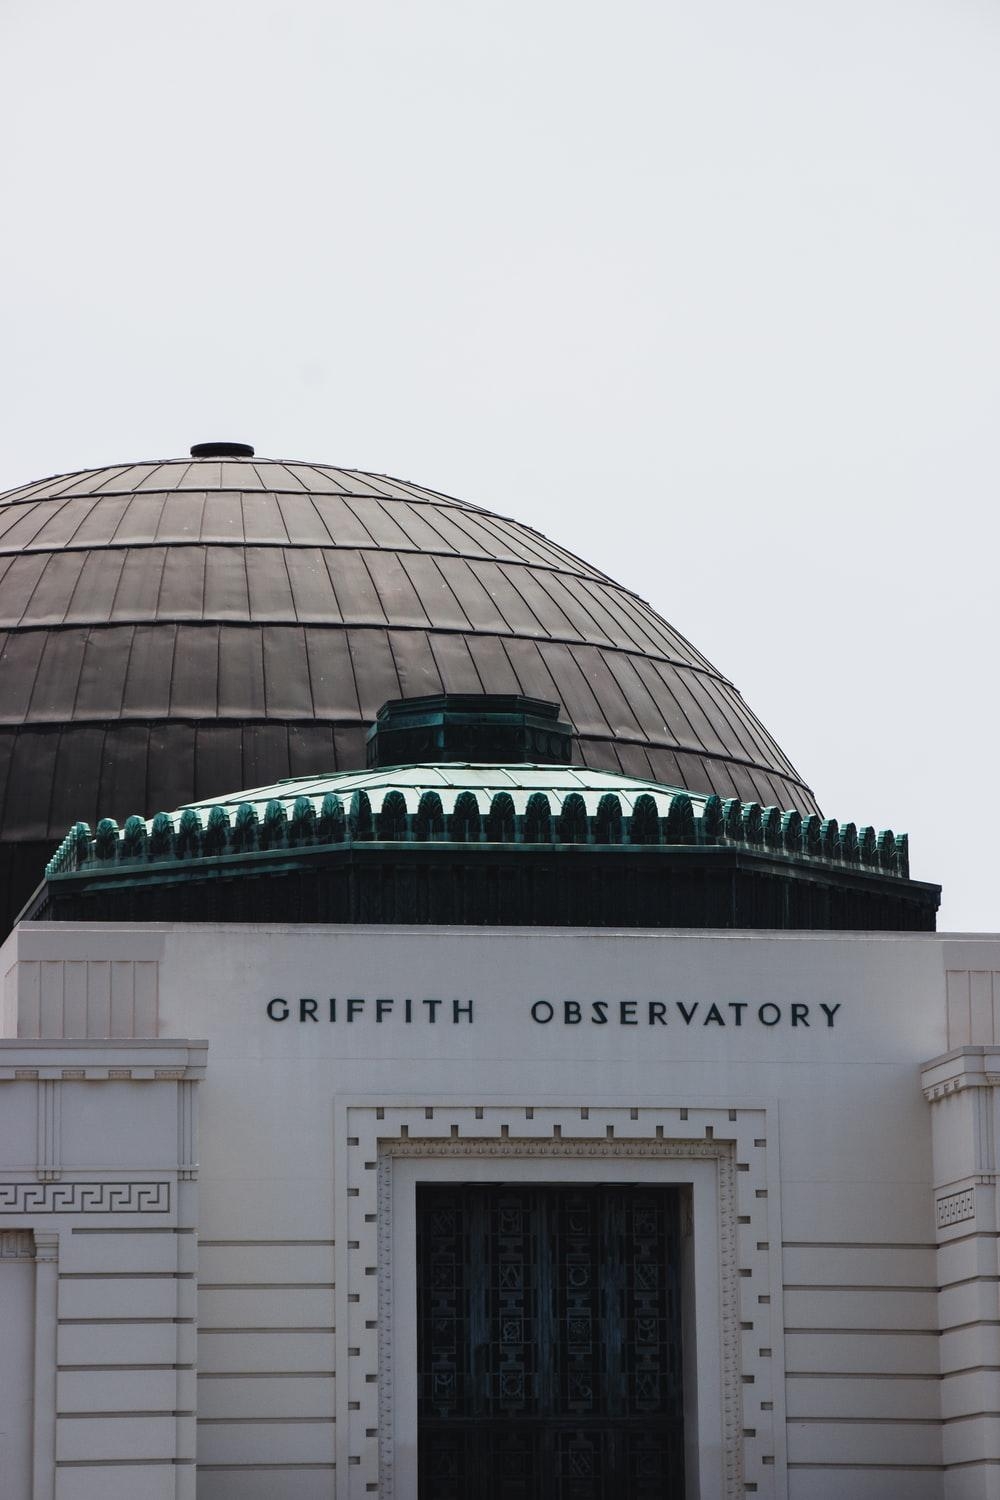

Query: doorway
<box><xmin>416</xmin><ymin>1183</ymin><xmax>685</xmax><ymax>1498</ymax></box>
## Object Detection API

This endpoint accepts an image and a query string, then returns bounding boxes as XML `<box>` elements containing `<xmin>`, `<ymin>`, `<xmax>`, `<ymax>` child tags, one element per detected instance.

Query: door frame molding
<box><xmin>333</xmin><ymin>1099</ymin><xmax>785</xmax><ymax>1500</ymax></box>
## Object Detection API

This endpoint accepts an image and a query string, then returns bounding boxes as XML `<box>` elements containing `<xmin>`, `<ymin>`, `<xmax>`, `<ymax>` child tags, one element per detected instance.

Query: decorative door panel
<box><xmin>417</xmin><ymin>1184</ymin><xmax>684</xmax><ymax>1499</ymax></box>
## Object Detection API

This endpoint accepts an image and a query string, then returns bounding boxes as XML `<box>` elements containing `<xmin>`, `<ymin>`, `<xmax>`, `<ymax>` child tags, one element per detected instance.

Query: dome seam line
<box><xmin>0</xmin><ymin>716</ymin><xmax>814</xmax><ymax>796</ymax></box>
<box><xmin>0</xmin><ymin>616</ymin><xmax>740</xmax><ymax>691</ymax></box>
<box><xmin>0</xmin><ymin>538</ymin><xmax>619</xmax><ymax>589</ymax></box>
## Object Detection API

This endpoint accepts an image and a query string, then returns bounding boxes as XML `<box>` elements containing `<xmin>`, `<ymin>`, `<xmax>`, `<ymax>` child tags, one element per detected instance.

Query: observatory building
<box><xmin>0</xmin><ymin>445</ymin><xmax>997</xmax><ymax>1500</ymax></box>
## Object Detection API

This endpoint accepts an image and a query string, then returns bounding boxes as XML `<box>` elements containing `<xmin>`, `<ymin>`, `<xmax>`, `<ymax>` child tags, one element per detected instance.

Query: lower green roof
<box><xmin>44</xmin><ymin>761</ymin><xmax>909</xmax><ymax>882</ymax></box>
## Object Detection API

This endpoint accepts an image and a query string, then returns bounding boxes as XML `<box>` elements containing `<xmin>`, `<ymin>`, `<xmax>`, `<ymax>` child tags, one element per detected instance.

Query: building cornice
<box><xmin>922</xmin><ymin>1045</ymin><xmax>1000</xmax><ymax>1100</ymax></box>
<box><xmin>0</xmin><ymin>1038</ymin><xmax>207</xmax><ymax>1082</ymax></box>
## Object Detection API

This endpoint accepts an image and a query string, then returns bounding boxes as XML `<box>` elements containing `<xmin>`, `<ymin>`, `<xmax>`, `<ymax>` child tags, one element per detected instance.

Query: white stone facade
<box><xmin>2</xmin><ymin>920</ymin><xmax>999</xmax><ymax>1499</ymax></box>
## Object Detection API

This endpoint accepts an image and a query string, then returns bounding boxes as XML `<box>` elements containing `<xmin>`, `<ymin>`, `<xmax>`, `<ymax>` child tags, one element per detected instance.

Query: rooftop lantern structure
<box><xmin>365</xmin><ymin>694</ymin><xmax>576</xmax><ymax>769</ymax></box>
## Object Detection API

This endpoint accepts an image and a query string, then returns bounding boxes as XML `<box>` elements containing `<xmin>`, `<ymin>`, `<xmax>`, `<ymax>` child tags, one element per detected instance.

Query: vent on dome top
<box><xmin>366</xmin><ymin>695</ymin><xmax>575</xmax><ymax>769</ymax></box>
<box><xmin>189</xmin><ymin>441</ymin><xmax>255</xmax><ymax>458</ymax></box>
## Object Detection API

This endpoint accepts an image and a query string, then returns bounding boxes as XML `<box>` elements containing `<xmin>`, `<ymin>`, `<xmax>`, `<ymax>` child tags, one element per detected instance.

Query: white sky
<box><xmin>1</xmin><ymin>1</ymin><xmax>998</xmax><ymax>929</ymax></box>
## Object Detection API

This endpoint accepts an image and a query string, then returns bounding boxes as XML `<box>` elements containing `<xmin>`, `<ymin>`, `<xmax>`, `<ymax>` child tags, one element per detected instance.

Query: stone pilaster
<box><xmin>923</xmin><ymin>1046</ymin><xmax>1000</xmax><ymax>1497</ymax></box>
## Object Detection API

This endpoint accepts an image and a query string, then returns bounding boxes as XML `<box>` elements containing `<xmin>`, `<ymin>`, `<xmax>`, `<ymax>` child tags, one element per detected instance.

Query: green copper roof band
<box><xmin>45</xmin><ymin>788</ymin><xmax>908</xmax><ymax>881</ymax></box>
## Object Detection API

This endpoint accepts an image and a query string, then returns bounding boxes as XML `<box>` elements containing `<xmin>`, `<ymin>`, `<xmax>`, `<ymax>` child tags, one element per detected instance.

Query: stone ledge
<box><xmin>0</xmin><ymin>1039</ymin><xmax>207</xmax><ymax>1082</ymax></box>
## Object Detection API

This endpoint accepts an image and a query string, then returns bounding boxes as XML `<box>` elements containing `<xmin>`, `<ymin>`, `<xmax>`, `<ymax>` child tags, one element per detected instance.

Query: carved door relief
<box><xmin>417</xmin><ymin>1183</ymin><xmax>684</xmax><ymax>1498</ymax></box>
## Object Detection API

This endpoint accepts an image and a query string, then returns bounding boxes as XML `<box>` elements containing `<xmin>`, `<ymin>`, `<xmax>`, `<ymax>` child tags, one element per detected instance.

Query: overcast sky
<box><xmin>1</xmin><ymin>1</ymin><xmax>998</xmax><ymax>928</ymax></box>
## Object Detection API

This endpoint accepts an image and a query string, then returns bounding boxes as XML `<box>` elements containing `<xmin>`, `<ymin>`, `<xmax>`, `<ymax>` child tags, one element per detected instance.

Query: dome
<box><xmin>0</xmin><ymin>449</ymin><xmax>818</xmax><ymax>927</ymax></box>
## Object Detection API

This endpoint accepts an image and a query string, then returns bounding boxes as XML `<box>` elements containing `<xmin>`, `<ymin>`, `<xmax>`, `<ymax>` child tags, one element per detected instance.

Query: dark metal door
<box><xmin>417</xmin><ymin>1184</ymin><xmax>685</xmax><ymax>1499</ymax></box>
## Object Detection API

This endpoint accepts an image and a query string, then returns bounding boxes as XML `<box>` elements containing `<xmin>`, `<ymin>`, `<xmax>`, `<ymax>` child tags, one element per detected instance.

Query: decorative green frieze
<box><xmin>232</xmin><ymin>803</ymin><xmax>258</xmax><ymax>853</ymax></box>
<box><xmin>524</xmin><ymin>793</ymin><xmax>552</xmax><ymax>843</ymax></box>
<box><xmin>630</xmin><ymin>794</ymin><xmax>659</xmax><ymax>846</ymax></box>
<box><xmin>318</xmin><ymin>793</ymin><xmax>345</xmax><ymax>844</ymax></box>
<box><xmin>486</xmin><ymin>792</ymin><xmax>515</xmax><ymax>843</ymax></box>
<box><xmin>701</xmin><ymin>795</ymin><xmax>723</xmax><ymax>841</ymax></box>
<box><xmin>722</xmin><ymin>798</ymin><xmax>742</xmax><ymax>840</ymax></box>
<box><xmin>781</xmin><ymin>810</ymin><xmax>802</xmax><ymax>854</ymax></box>
<box><xmin>664</xmin><ymin>793</ymin><xmax>695</xmax><ymax>846</ymax></box>
<box><xmin>379</xmin><ymin>791</ymin><xmax>409</xmax><ymax>841</ymax></box>
<box><xmin>176</xmin><ymin>809</ymin><xmax>202</xmax><ymax>859</ymax></box>
<box><xmin>150</xmin><ymin>812</ymin><xmax>174</xmax><ymax>858</ymax></box>
<box><xmin>262</xmin><ymin>800</ymin><xmax>287</xmax><ymax>850</ymax></box>
<box><xmin>595</xmin><ymin>793</ymin><xmax>622</xmax><ymax>845</ymax></box>
<box><xmin>452</xmin><ymin>791</ymin><xmax>481</xmax><ymax>843</ymax></box>
<box><xmin>742</xmin><ymin>803</ymin><xmax>763</xmax><ymax>846</ymax></box>
<box><xmin>761</xmin><ymin>807</ymin><xmax>781</xmax><ymax>850</ymax></box>
<box><xmin>289</xmin><ymin>796</ymin><xmax>316</xmax><ymax>847</ymax></box>
<box><xmin>94</xmin><ymin>818</ymin><xmax>117</xmax><ymax>862</ymax></box>
<box><xmin>557</xmin><ymin>793</ymin><xmax>588</xmax><ymax>845</ymax></box>
<box><xmin>205</xmin><ymin>805</ymin><xmax>230</xmax><ymax>855</ymax></box>
<box><xmin>42</xmin><ymin>761</ymin><xmax>913</xmax><ymax>884</ymax></box>
<box><xmin>415</xmin><ymin>790</ymin><xmax>444</xmax><ymax>840</ymax></box>
<box><xmin>122</xmin><ymin>815</ymin><xmax>148</xmax><ymax>859</ymax></box>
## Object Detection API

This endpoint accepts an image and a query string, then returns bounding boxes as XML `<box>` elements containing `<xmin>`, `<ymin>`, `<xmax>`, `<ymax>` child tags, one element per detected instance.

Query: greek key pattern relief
<box><xmin>338</xmin><ymin>1103</ymin><xmax>778</xmax><ymax>1500</ymax></box>
<box><xmin>0</xmin><ymin>1181</ymin><xmax>169</xmax><ymax>1214</ymax></box>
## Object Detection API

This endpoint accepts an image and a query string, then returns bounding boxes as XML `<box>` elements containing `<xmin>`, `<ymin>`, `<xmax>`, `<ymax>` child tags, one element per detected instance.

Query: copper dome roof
<box><xmin>0</xmin><ymin>453</ymin><xmax>818</xmax><ymax>925</ymax></box>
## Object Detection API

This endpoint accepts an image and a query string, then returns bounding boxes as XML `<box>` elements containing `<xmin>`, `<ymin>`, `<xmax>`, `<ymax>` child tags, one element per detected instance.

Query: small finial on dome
<box><xmin>189</xmin><ymin>441</ymin><xmax>255</xmax><ymax>458</ymax></box>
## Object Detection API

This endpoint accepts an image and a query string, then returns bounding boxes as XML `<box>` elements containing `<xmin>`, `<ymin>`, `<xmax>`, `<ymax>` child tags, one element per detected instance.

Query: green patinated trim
<box><xmin>44</xmin><ymin>763</ymin><xmax>911</xmax><ymax>883</ymax></box>
<box><xmin>41</xmin><ymin>838</ymin><xmax>930</xmax><ymax>904</ymax></box>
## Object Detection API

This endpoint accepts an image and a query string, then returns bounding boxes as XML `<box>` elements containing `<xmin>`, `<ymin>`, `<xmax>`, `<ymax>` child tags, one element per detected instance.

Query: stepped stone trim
<box><xmin>334</xmin><ymin>1100</ymin><xmax>781</xmax><ymax>1499</ymax></box>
